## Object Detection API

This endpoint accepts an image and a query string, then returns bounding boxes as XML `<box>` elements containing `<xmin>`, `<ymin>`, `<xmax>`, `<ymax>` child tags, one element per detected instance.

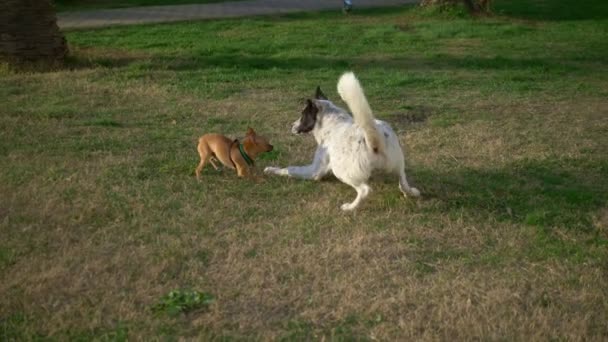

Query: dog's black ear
<box><xmin>306</xmin><ymin>98</ymin><xmax>321</xmax><ymax>111</ymax></box>
<box><xmin>305</xmin><ymin>99</ymin><xmax>314</xmax><ymax>110</ymax></box>
<box><xmin>315</xmin><ymin>86</ymin><xmax>328</xmax><ymax>100</ymax></box>
<box><xmin>296</xmin><ymin>99</ymin><xmax>319</xmax><ymax>134</ymax></box>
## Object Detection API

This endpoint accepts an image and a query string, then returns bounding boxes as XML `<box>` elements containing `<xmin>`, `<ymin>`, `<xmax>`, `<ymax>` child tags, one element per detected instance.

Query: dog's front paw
<box><xmin>409</xmin><ymin>187</ymin><xmax>421</xmax><ymax>197</ymax></box>
<box><xmin>264</xmin><ymin>166</ymin><xmax>278</xmax><ymax>174</ymax></box>
<box><xmin>264</xmin><ymin>166</ymin><xmax>286</xmax><ymax>176</ymax></box>
<box><xmin>341</xmin><ymin>202</ymin><xmax>357</xmax><ymax>211</ymax></box>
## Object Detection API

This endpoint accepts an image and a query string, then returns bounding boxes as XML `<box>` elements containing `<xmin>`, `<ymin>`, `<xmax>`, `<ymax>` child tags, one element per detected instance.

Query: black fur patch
<box><xmin>296</xmin><ymin>99</ymin><xmax>318</xmax><ymax>134</ymax></box>
<box><xmin>315</xmin><ymin>86</ymin><xmax>328</xmax><ymax>100</ymax></box>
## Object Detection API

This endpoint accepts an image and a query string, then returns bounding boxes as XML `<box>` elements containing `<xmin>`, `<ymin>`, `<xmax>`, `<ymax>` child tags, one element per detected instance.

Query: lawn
<box><xmin>2</xmin><ymin>0</ymin><xmax>608</xmax><ymax>339</ymax></box>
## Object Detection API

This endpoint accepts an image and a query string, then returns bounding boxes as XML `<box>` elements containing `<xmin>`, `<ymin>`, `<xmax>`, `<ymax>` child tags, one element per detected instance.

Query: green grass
<box><xmin>2</xmin><ymin>0</ymin><xmax>608</xmax><ymax>340</ymax></box>
<box><xmin>54</xmin><ymin>0</ymin><xmax>242</xmax><ymax>12</ymax></box>
<box><xmin>152</xmin><ymin>289</ymin><xmax>214</xmax><ymax>316</ymax></box>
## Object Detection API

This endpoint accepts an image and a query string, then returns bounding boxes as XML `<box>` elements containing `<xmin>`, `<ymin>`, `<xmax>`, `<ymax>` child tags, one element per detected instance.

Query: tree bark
<box><xmin>0</xmin><ymin>0</ymin><xmax>68</xmax><ymax>65</ymax></box>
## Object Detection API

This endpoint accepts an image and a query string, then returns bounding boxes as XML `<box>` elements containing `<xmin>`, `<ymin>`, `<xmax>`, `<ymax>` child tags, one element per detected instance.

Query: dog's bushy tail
<box><xmin>337</xmin><ymin>72</ymin><xmax>384</xmax><ymax>155</ymax></box>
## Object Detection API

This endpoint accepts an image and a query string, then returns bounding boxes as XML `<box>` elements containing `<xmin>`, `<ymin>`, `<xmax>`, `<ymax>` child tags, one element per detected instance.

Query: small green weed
<box><xmin>152</xmin><ymin>289</ymin><xmax>214</xmax><ymax>316</ymax></box>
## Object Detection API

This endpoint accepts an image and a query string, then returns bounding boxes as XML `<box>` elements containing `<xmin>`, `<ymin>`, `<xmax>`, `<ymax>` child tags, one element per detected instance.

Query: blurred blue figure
<box><xmin>343</xmin><ymin>0</ymin><xmax>352</xmax><ymax>13</ymax></box>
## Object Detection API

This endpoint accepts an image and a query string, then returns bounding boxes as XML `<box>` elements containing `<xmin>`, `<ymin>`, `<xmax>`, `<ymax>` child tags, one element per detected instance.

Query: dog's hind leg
<box><xmin>341</xmin><ymin>183</ymin><xmax>371</xmax><ymax>211</ymax></box>
<box><xmin>398</xmin><ymin>168</ymin><xmax>420</xmax><ymax>198</ymax></box>
<box><xmin>195</xmin><ymin>141</ymin><xmax>211</xmax><ymax>180</ymax></box>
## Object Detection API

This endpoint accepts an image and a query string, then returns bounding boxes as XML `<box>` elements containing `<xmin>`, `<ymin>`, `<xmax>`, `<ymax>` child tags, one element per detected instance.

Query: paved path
<box><xmin>58</xmin><ymin>0</ymin><xmax>417</xmax><ymax>29</ymax></box>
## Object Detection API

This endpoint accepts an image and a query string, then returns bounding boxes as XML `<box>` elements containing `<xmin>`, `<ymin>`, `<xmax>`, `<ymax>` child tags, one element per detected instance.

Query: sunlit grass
<box><xmin>1</xmin><ymin>1</ymin><xmax>608</xmax><ymax>339</ymax></box>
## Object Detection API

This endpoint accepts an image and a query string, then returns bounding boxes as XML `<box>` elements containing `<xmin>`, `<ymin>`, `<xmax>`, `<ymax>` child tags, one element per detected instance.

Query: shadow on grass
<box><xmin>417</xmin><ymin>157</ymin><xmax>608</xmax><ymax>231</ymax></box>
<box><xmin>166</xmin><ymin>54</ymin><xmax>578</xmax><ymax>73</ymax></box>
<box><xmin>70</xmin><ymin>52</ymin><xmax>599</xmax><ymax>76</ymax></box>
<box><xmin>494</xmin><ymin>0</ymin><xmax>608</xmax><ymax>21</ymax></box>
<box><xmin>65</xmin><ymin>46</ymin><xmax>151</xmax><ymax>69</ymax></box>
<box><xmin>160</xmin><ymin>54</ymin><xmax>351</xmax><ymax>71</ymax></box>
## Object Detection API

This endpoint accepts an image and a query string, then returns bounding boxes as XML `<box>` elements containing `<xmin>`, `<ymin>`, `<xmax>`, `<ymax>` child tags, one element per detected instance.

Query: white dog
<box><xmin>264</xmin><ymin>72</ymin><xmax>420</xmax><ymax>211</ymax></box>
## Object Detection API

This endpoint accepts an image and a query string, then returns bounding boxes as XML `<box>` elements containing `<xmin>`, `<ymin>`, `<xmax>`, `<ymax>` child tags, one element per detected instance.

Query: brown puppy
<box><xmin>195</xmin><ymin>127</ymin><xmax>273</xmax><ymax>180</ymax></box>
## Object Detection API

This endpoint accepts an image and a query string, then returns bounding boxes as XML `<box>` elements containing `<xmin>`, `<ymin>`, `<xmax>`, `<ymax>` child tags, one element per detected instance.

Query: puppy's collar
<box><xmin>238</xmin><ymin>142</ymin><xmax>254</xmax><ymax>166</ymax></box>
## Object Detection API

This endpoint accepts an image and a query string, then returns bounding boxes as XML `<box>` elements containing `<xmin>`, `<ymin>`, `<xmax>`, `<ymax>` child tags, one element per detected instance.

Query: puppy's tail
<box><xmin>337</xmin><ymin>72</ymin><xmax>384</xmax><ymax>155</ymax></box>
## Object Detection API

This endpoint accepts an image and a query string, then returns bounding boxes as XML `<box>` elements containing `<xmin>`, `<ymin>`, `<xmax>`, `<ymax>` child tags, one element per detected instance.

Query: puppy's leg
<box><xmin>235</xmin><ymin>163</ymin><xmax>250</xmax><ymax>178</ymax></box>
<box><xmin>341</xmin><ymin>183</ymin><xmax>371</xmax><ymax>211</ymax></box>
<box><xmin>264</xmin><ymin>147</ymin><xmax>330</xmax><ymax>180</ymax></box>
<box><xmin>398</xmin><ymin>168</ymin><xmax>420</xmax><ymax>197</ymax></box>
<box><xmin>195</xmin><ymin>141</ymin><xmax>211</xmax><ymax>180</ymax></box>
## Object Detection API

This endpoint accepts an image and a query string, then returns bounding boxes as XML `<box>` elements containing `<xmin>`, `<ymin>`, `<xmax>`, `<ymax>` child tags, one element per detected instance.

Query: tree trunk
<box><xmin>0</xmin><ymin>0</ymin><xmax>68</xmax><ymax>65</ymax></box>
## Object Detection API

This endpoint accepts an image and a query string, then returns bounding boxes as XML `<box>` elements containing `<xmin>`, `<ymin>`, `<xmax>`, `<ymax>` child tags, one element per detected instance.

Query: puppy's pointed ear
<box><xmin>315</xmin><ymin>86</ymin><xmax>328</xmax><ymax>100</ymax></box>
<box><xmin>246</xmin><ymin>127</ymin><xmax>256</xmax><ymax>136</ymax></box>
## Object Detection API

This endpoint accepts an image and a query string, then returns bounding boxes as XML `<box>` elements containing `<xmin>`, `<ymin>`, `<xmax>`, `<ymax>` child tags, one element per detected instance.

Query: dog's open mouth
<box><xmin>291</xmin><ymin>120</ymin><xmax>302</xmax><ymax>134</ymax></box>
<box><xmin>291</xmin><ymin>119</ymin><xmax>314</xmax><ymax>135</ymax></box>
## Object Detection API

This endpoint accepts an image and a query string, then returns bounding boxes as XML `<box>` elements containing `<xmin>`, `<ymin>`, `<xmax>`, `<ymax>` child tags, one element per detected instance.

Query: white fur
<box><xmin>337</xmin><ymin>72</ymin><xmax>385</xmax><ymax>155</ymax></box>
<box><xmin>265</xmin><ymin>72</ymin><xmax>420</xmax><ymax>211</ymax></box>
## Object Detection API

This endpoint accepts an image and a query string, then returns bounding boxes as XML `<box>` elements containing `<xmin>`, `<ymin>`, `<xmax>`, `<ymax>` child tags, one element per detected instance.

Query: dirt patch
<box><xmin>384</xmin><ymin>106</ymin><xmax>432</xmax><ymax>131</ymax></box>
